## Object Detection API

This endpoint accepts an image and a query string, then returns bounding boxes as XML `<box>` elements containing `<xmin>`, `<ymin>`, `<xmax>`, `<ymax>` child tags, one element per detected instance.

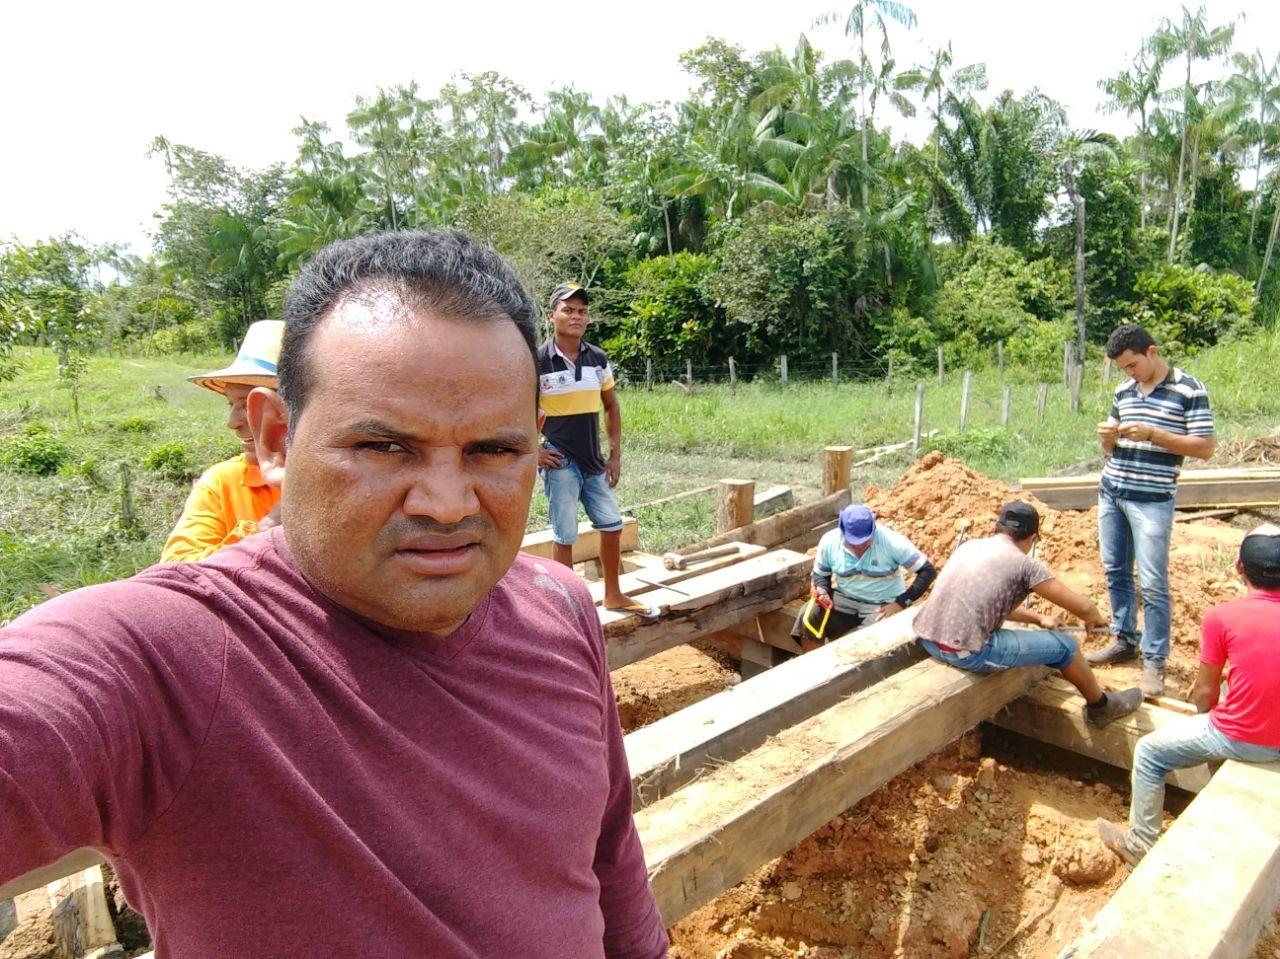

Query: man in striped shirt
<box><xmin>1090</xmin><ymin>324</ymin><xmax>1216</xmax><ymax>696</ymax></box>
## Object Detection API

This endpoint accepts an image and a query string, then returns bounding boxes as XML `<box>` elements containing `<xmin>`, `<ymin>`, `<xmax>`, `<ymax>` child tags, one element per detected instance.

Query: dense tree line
<box><xmin>2</xmin><ymin>2</ymin><xmax>1277</xmax><ymax>383</ymax></box>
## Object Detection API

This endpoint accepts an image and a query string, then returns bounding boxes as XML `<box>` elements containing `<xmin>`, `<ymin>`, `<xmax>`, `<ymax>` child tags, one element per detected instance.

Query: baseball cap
<box><xmin>997</xmin><ymin>501</ymin><xmax>1041</xmax><ymax>537</ymax></box>
<box><xmin>188</xmin><ymin>320</ymin><xmax>283</xmax><ymax>395</ymax></box>
<box><xmin>839</xmin><ymin>505</ymin><xmax>876</xmax><ymax>546</ymax></box>
<box><xmin>1241</xmin><ymin>523</ymin><xmax>1280</xmax><ymax>576</ymax></box>
<box><xmin>549</xmin><ymin>281</ymin><xmax>589</xmax><ymax>310</ymax></box>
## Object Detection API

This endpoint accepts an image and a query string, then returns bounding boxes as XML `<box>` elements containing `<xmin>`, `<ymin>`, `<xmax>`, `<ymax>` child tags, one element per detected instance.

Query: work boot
<box><xmin>1086</xmin><ymin>639</ymin><xmax>1138</xmax><ymax>666</ymax></box>
<box><xmin>1096</xmin><ymin>819</ymin><xmax>1144</xmax><ymax>867</ymax></box>
<box><xmin>1140</xmin><ymin>662</ymin><xmax>1166</xmax><ymax>698</ymax></box>
<box><xmin>1083</xmin><ymin>687</ymin><xmax>1143</xmax><ymax>728</ymax></box>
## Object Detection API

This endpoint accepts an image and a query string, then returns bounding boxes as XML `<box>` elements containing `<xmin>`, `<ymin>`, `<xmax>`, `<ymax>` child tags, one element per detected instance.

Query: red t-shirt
<box><xmin>0</xmin><ymin>528</ymin><xmax>667</xmax><ymax>958</ymax></box>
<box><xmin>1201</xmin><ymin>590</ymin><xmax>1280</xmax><ymax>749</ymax></box>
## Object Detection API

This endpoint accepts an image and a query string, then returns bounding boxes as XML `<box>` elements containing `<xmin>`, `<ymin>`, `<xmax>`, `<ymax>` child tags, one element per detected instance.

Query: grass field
<box><xmin>3</xmin><ymin>329</ymin><xmax>1279</xmax><ymax>623</ymax></box>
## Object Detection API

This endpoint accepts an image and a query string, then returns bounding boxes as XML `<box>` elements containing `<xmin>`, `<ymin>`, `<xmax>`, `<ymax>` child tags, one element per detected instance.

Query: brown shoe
<box><xmin>1096</xmin><ymin>818</ymin><xmax>1144</xmax><ymax>866</ymax></box>
<box><xmin>1140</xmin><ymin>662</ymin><xmax>1166</xmax><ymax>697</ymax></box>
<box><xmin>1086</xmin><ymin>639</ymin><xmax>1139</xmax><ymax>665</ymax></box>
<box><xmin>1083</xmin><ymin>687</ymin><xmax>1143</xmax><ymax>728</ymax></box>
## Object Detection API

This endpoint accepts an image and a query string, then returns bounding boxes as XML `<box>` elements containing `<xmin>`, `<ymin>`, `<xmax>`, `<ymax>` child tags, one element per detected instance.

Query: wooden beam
<box><xmin>636</xmin><ymin>658</ymin><xmax>1048</xmax><ymax>925</ymax></box>
<box><xmin>626</xmin><ymin>609</ymin><xmax>924</xmax><ymax>809</ymax></box>
<box><xmin>674</xmin><ymin>489</ymin><xmax>851</xmax><ymax>558</ymax></box>
<box><xmin>753</xmin><ymin>484</ymin><xmax>795</xmax><ymax>519</ymax></box>
<box><xmin>988</xmin><ymin>677</ymin><xmax>1212</xmax><ymax>793</ymax></box>
<box><xmin>1060</xmin><ymin>760</ymin><xmax>1280</xmax><ymax>959</ymax></box>
<box><xmin>520</xmin><ymin>516</ymin><xmax>639</xmax><ymax>562</ymax></box>
<box><xmin>587</xmin><ymin>543</ymin><xmax>765</xmax><ymax>606</ymax></box>
<box><xmin>1019</xmin><ymin>468</ymin><xmax>1280</xmax><ymax>511</ymax></box>
<box><xmin>0</xmin><ymin>848</ymin><xmax>106</xmax><ymax>901</ymax></box>
<box><xmin>602</xmin><ymin>551</ymin><xmax>811</xmax><ymax>670</ymax></box>
<box><xmin>822</xmin><ymin>445</ymin><xmax>853</xmax><ymax>496</ymax></box>
<box><xmin>715</xmin><ymin>480</ymin><xmax>755</xmax><ymax>534</ymax></box>
<box><xmin>48</xmin><ymin>865</ymin><xmax>121</xmax><ymax>958</ymax></box>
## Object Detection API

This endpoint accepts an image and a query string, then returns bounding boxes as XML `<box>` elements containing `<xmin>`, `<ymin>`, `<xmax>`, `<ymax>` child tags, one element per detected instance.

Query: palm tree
<box><xmin>1100</xmin><ymin>50</ymin><xmax>1165</xmax><ymax>228</ymax></box>
<box><xmin>1149</xmin><ymin>6</ymin><xmax>1236</xmax><ymax>262</ymax></box>
<box><xmin>1227</xmin><ymin>50</ymin><xmax>1280</xmax><ymax>247</ymax></box>
<box><xmin>900</xmin><ymin>44</ymin><xmax>987</xmax><ymax>165</ymax></box>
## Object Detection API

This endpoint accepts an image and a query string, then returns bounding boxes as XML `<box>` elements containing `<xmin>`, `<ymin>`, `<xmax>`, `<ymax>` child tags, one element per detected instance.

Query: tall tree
<box><xmin>1227</xmin><ymin>49</ymin><xmax>1280</xmax><ymax>248</ymax></box>
<box><xmin>1100</xmin><ymin>50</ymin><xmax>1165</xmax><ymax>228</ymax></box>
<box><xmin>1054</xmin><ymin>132</ymin><xmax>1119</xmax><ymax>364</ymax></box>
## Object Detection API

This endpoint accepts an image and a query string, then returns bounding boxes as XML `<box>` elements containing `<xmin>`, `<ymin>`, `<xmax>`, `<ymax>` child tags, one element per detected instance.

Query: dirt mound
<box><xmin>865</xmin><ymin>453</ymin><xmax>1244</xmax><ymax>690</ymax></box>
<box><xmin>613</xmin><ymin>643</ymin><xmax>740</xmax><ymax>733</ymax></box>
<box><xmin>669</xmin><ymin>733</ymin><xmax>1129</xmax><ymax>959</ymax></box>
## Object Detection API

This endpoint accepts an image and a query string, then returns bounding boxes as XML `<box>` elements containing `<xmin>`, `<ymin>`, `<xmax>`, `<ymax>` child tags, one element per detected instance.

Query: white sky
<box><xmin>1</xmin><ymin>0</ymin><xmax>1273</xmax><ymax>255</ymax></box>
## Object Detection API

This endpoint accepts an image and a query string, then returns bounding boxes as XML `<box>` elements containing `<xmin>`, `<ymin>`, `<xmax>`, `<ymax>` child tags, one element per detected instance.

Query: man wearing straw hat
<box><xmin>160</xmin><ymin>320</ymin><xmax>284</xmax><ymax>562</ymax></box>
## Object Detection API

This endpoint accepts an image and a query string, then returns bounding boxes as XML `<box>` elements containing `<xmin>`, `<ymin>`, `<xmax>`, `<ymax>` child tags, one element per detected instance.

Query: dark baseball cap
<box><xmin>839</xmin><ymin>504</ymin><xmax>876</xmax><ymax>546</ymax></box>
<box><xmin>549</xmin><ymin>281</ymin><xmax>589</xmax><ymax>309</ymax></box>
<box><xmin>998</xmin><ymin>501</ymin><xmax>1040</xmax><ymax>537</ymax></box>
<box><xmin>1241</xmin><ymin>523</ymin><xmax>1280</xmax><ymax>577</ymax></box>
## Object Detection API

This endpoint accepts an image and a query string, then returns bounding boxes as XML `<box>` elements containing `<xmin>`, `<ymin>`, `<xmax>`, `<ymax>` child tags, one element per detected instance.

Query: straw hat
<box><xmin>188</xmin><ymin>320</ymin><xmax>284</xmax><ymax>394</ymax></box>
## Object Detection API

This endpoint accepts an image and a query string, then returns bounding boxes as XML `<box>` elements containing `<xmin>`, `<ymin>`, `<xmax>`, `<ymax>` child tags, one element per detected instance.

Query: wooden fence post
<box><xmin>119</xmin><ymin>463</ymin><xmax>135</xmax><ymax>528</ymax></box>
<box><xmin>959</xmin><ymin>370</ymin><xmax>972</xmax><ymax>432</ymax></box>
<box><xmin>1102</xmin><ymin>357</ymin><xmax>1113</xmax><ymax>386</ymax></box>
<box><xmin>831</xmin><ymin>352</ymin><xmax>839</xmax><ymax>386</ymax></box>
<box><xmin>715</xmin><ymin>479</ymin><xmax>755</xmax><ymax>534</ymax></box>
<box><xmin>686</xmin><ymin>358</ymin><xmax>693</xmax><ymax>387</ymax></box>
<box><xmin>997</xmin><ymin>340</ymin><xmax>1005</xmax><ymax>382</ymax></box>
<box><xmin>1069</xmin><ymin>362</ymin><xmax>1083</xmax><ymax>414</ymax></box>
<box><xmin>1063</xmin><ymin>341</ymin><xmax>1073</xmax><ymax>384</ymax></box>
<box><xmin>1001</xmin><ymin>386</ymin><xmax>1012</xmax><ymax>427</ymax></box>
<box><xmin>1037</xmin><ymin>383</ymin><xmax>1049</xmax><ymax>423</ymax></box>
<box><xmin>728</xmin><ymin>357</ymin><xmax>737</xmax><ymax>391</ymax></box>
<box><xmin>822</xmin><ymin>445</ymin><xmax>853</xmax><ymax>496</ymax></box>
<box><xmin>780</xmin><ymin>354</ymin><xmax>789</xmax><ymax>387</ymax></box>
<box><xmin>937</xmin><ymin>346</ymin><xmax>945</xmax><ymax>386</ymax></box>
<box><xmin>913</xmin><ymin>383</ymin><xmax>925</xmax><ymax>456</ymax></box>
<box><xmin>645</xmin><ymin>358</ymin><xmax>653</xmax><ymax>391</ymax></box>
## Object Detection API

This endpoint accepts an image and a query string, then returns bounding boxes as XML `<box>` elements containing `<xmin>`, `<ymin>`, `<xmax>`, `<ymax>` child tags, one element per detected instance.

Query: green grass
<box><xmin>4</xmin><ymin>329</ymin><xmax>1279</xmax><ymax>622</ymax></box>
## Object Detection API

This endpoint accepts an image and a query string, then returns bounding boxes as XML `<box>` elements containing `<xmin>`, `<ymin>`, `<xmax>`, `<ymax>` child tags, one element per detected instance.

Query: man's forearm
<box><xmin>605</xmin><ymin>406</ymin><xmax>622</xmax><ymax>457</ymax></box>
<box><xmin>1151</xmin><ymin>428</ymin><xmax>1215</xmax><ymax>460</ymax></box>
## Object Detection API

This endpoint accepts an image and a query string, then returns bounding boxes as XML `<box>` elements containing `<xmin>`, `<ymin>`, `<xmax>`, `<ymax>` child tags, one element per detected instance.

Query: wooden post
<box><xmin>831</xmin><ymin>352</ymin><xmax>838</xmax><ymax>386</ymax></box>
<box><xmin>780</xmin><ymin>354</ymin><xmax>788</xmax><ymax>386</ymax></box>
<box><xmin>913</xmin><ymin>383</ymin><xmax>925</xmax><ymax>456</ymax></box>
<box><xmin>959</xmin><ymin>370</ymin><xmax>972</xmax><ymax>432</ymax></box>
<box><xmin>728</xmin><ymin>357</ymin><xmax>737</xmax><ymax>391</ymax></box>
<box><xmin>1102</xmin><ymin>356</ymin><xmax>1113</xmax><ymax>386</ymax></box>
<box><xmin>119</xmin><ymin>463</ymin><xmax>135</xmax><ymax>528</ymax></box>
<box><xmin>686</xmin><ymin>358</ymin><xmax>693</xmax><ymax>387</ymax></box>
<box><xmin>1001</xmin><ymin>386</ymin><xmax>1012</xmax><ymax>427</ymax></box>
<box><xmin>715</xmin><ymin>480</ymin><xmax>756</xmax><ymax>534</ymax></box>
<box><xmin>937</xmin><ymin>345</ymin><xmax>945</xmax><ymax>385</ymax></box>
<box><xmin>997</xmin><ymin>340</ymin><xmax>1005</xmax><ymax>382</ymax></box>
<box><xmin>1037</xmin><ymin>383</ymin><xmax>1049</xmax><ymax>423</ymax></box>
<box><xmin>1063</xmin><ymin>341</ymin><xmax>1073</xmax><ymax>384</ymax></box>
<box><xmin>1070</xmin><ymin>362</ymin><xmax>1083</xmax><ymax>414</ymax></box>
<box><xmin>821</xmin><ymin>445</ymin><xmax>853</xmax><ymax>496</ymax></box>
<box><xmin>645</xmin><ymin>357</ymin><xmax>653</xmax><ymax>391</ymax></box>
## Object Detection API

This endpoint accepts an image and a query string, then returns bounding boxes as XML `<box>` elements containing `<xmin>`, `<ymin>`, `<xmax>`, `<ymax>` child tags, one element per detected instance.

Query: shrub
<box><xmin>1129</xmin><ymin>264</ymin><xmax>1256</xmax><ymax>356</ymax></box>
<box><xmin>2</xmin><ymin>424</ymin><xmax>70</xmax><ymax>476</ymax></box>
<box><xmin>59</xmin><ymin>455</ymin><xmax>105</xmax><ymax>487</ymax></box>
<box><xmin>141</xmin><ymin>441</ymin><xmax>195</xmax><ymax>481</ymax></box>
<box><xmin>602</xmin><ymin>253</ymin><xmax>725</xmax><ymax>368</ymax></box>
<box><xmin>147</xmin><ymin>320</ymin><xmax>222</xmax><ymax>356</ymax></box>
<box><xmin>925</xmin><ymin>427</ymin><xmax>1014</xmax><ymax>462</ymax></box>
<box><xmin>114</xmin><ymin>415</ymin><xmax>158</xmax><ymax>434</ymax></box>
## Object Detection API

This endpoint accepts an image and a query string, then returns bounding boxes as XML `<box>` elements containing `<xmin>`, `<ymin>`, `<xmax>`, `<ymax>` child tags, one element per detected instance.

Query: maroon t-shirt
<box><xmin>0</xmin><ymin>528</ymin><xmax>667</xmax><ymax>958</ymax></box>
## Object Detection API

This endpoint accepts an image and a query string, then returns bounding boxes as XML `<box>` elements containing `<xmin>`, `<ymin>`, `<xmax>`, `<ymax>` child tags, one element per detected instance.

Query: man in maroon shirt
<box><xmin>1097</xmin><ymin>523</ymin><xmax>1280</xmax><ymax>864</ymax></box>
<box><xmin>0</xmin><ymin>230</ymin><xmax>668</xmax><ymax>958</ymax></box>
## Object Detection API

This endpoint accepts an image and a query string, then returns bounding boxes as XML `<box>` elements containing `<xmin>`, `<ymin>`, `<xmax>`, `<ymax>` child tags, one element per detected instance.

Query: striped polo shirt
<box><xmin>537</xmin><ymin>339</ymin><xmax>614</xmax><ymax>475</ymax></box>
<box><xmin>813</xmin><ymin>525</ymin><xmax>928</xmax><ymax>605</ymax></box>
<box><xmin>1101</xmin><ymin>367</ymin><xmax>1214</xmax><ymax>501</ymax></box>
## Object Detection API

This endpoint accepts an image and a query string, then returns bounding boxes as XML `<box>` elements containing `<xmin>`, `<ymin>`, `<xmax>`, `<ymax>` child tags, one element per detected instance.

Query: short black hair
<box><xmin>995</xmin><ymin>501</ymin><xmax>1040</xmax><ymax>541</ymax></box>
<box><xmin>279</xmin><ymin>230</ymin><xmax>539</xmax><ymax>423</ymax></box>
<box><xmin>1106</xmin><ymin>323</ymin><xmax>1157</xmax><ymax>360</ymax></box>
<box><xmin>1240</xmin><ymin>531</ymin><xmax>1280</xmax><ymax>591</ymax></box>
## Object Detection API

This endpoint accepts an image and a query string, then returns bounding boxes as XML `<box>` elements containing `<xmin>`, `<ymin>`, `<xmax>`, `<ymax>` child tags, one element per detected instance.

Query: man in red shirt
<box><xmin>0</xmin><ymin>230</ymin><xmax>667</xmax><ymax>958</ymax></box>
<box><xmin>1098</xmin><ymin>523</ymin><xmax>1280</xmax><ymax>864</ymax></box>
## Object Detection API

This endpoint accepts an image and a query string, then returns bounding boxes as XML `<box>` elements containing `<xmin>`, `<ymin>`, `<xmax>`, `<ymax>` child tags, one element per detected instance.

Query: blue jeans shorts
<box><xmin>541</xmin><ymin>445</ymin><xmax>624</xmax><ymax>546</ymax></box>
<box><xmin>920</xmin><ymin>628</ymin><xmax>1078</xmax><ymax>673</ymax></box>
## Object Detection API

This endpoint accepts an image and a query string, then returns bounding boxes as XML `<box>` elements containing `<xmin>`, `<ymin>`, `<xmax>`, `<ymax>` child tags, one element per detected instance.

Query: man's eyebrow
<box><xmin>341</xmin><ymin>419</ymin><xmax>417</xmax><ymax>440</ymax></box>
<box><xmin>470</xmin><ymin>429</ymin><xmax>535</xmax><ymax>448</ymax></box>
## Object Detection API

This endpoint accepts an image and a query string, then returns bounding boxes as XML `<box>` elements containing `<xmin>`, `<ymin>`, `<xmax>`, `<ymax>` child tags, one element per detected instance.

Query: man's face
<box><xmin>1114</xmin><ymin>346</ymin><xmax>1160</xmax><ymax>384</ymax></box>
<box><xmin>223</xmin><ymin>384</ymin><xmax>258</xmax><ymax>463</ymax></box>
<box><xmin>549</xmin><ymin>294</ymin><xmax>589</xmax><ymax>340</ymax></box>
<box><xmin>278</xmin><ymin>293</ymin><xmax>538</xmax><ymax>633</ymax></box>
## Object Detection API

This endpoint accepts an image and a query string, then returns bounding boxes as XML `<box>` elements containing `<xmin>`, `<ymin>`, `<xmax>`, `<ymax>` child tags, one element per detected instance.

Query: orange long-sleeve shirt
<box><xmin>161</xmin><ymin>455</ymin><xmax>281</xmax><ymax>563</ymax></box>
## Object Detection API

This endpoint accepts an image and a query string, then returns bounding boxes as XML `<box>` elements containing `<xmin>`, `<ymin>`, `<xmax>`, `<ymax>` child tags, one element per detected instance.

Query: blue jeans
<box><xmin>1098</xmin><ymin>487</ymin><xmax>1175</xmax><ymax>666</ymax></box>
<box><xmin>540</xmin><ymin>446</ymin><xmax>623</xmax><ymax>546</ymax></box>
<box><xmin>920</xmin><ymin>628</ymin><xmax>1078</xmax><ymax>673</ymax></box>
<box><xmin>1128</xmin><ymin>714</ymin><xmax>1280</xmax><ymax>853</ymax></box>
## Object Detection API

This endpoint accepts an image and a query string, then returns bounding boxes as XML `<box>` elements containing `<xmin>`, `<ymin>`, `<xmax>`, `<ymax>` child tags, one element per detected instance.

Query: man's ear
<box><xmin>248</xmin><ymin>387</ymin><xmax>288</xmax><ymax>489</ymax></box>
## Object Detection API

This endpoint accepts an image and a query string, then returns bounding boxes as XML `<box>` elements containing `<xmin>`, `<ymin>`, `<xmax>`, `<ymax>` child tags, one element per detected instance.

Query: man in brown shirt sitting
<box><xmin>914</xmin><ymin>502</ymin><xmax>1142</xmax><ymax>727</ymax></box>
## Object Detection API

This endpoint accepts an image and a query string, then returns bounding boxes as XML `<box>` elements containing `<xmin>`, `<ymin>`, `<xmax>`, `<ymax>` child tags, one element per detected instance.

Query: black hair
<box><xmin>994</xmin><ymin>522</ymin><xmax>1036</xmax><ymax>543</ymax></box>
<box><xmin>1240</xmin><ymin>535</ymin><xmax>1280</xmax><ymax>591</ymax></box>
<box><xmin>1106</xmin><ymin>323</ymin><xmax>1157</xmax><ymax>360</ymax></box>
<box><xmin>279</xmin><ymin>229</ymin><xmax>539</xmax><ymax>423</ymax></box>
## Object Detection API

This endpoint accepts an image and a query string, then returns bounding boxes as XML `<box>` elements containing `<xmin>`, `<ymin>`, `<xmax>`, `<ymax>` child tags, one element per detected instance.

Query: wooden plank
<box><xmin>47</xmin><ymin>865</ymin><xmax>120</xmax><ymax>957</ymax></box>
<box><xmin>753</xmin><ymin>484</ymin><xmax>795</xmax><ymax>519</ymax></box>
<box><xmin>626</xmin><ymin>609</ymin><xmax>924</xmax><ymax>809</ymax></box>
<box><xmin>673</xmin><ymin>490</ymin><xmax>851</xmax><ymax>557</ymax></box>
<box><xmin>586</xmin><ymin>543</ymin><xmax>766</xmax><ymax>606</ymax></box>
<box><xmin>520</xmin><ymin>516</ymin><xmax>639</xmax><ymax>562</ymax></box>
<box><xmin>1020</xmin><ymin>469</ymin><xmax>1280</xmax><ymax>511</ymax></box>
<box><xmin>637</xmin><ymin>658</ymin><xmax>1048</xmax><ymax>925</ymax></box>
<box><xmin>988</xmin><ymin>677</ymin><xmax>1212</xmax><ymax>793</ymax></box>
<box><xmin>603</xmin><ymin>551</ymin><xmax>811</xmax><ymax>670</ymax></box>
<box><xmin>1060</xmin><ymin>760</ymin><xmax>1280</xmax><ymax>959</ymax></box>
<box><xmin>0</xmin><ymin>848</ymin><xmax>105</xmax><ymax>901</ymax></box>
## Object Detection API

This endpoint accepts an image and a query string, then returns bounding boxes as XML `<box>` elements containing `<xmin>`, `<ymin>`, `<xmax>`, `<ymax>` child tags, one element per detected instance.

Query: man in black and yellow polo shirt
<box><xmin>537</xmin><ymin>282</ymin><xmax>658</xmax><ymax>618</ymax></box>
